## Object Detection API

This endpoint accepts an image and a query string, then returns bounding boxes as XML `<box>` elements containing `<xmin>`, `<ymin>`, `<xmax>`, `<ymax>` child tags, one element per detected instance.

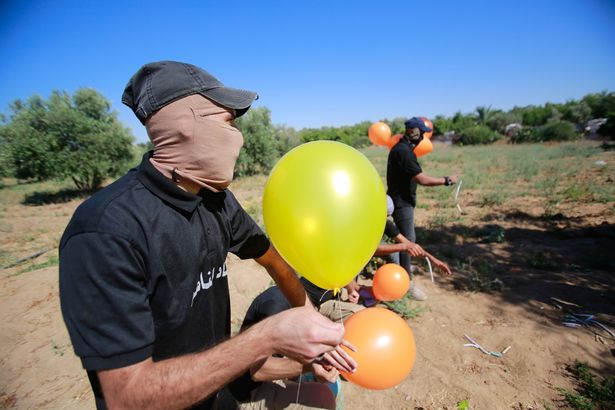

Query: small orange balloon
<box><xmin>414</xmin><ymin>137</ymin><xmax>433</xmax><ymax>157</ymax></box>
<box><xmin>372</xmin><ymin>263</ymin><xmax>410</xmax><ymax>301</ymax></box>
<box><xmin>341</xmin><ymin>307</ymin><xmax>416</xmax><ymax>390</ymax></box>
<box><xmin>387</xmin><ymin>134</ymin><xmax>402</xmax><ymax>150</ymax></box>
<box><xmin>368</xmin><ymin>122</ymin><xmax>391</xmax><ymax>146</ymax></box>
<box><xmin>419</xmin><ymin>116</ymin><xmax>434</xmax><ymax>139</ymax></box>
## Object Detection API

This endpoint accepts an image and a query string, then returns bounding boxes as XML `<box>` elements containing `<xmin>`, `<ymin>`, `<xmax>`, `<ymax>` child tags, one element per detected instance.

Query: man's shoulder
<box><xmin>391</xmin><ymin>141</ymin><xmax>412</xmax><ymax>156</ymax></box>
<box><xmin>390</xmin><ymin>141</ymin><xmax>417</xmax><ymax>162</ymax></box>
<box><xmin>61</xmin><ymin>170</ymin><xmax>149</xmax><ymax>246</ymax></box>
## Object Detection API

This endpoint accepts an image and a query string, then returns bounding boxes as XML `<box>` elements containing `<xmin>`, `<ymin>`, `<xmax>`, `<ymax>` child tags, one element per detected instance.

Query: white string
<box><xmin>295</xmin><ymin>373</ymin><xmax>302</xmax><ymax>404</ymax></box>
<box><xmin>295</xmin><ymin>289</ymin><xmax>344</xmax><ymax>405</ymax></box>
<box><xmin>337</xmin><ymin>292</ymin><xmax>345</xmax><ymax>328</ymax></box>
<box><xmin>454</xmin><ymin>179</ymin><xmax>463</xmax><ymax>213</ymax></box>
<box><xmin>454</xmin><ymin>179</ymin><xmax>463</xmax><ymax>200</ymax></box>
<box><xmin>425</xmin><ymin>257</ymin><xmax>434</xmax><ymax>283</ymax></box>
<box><xmin>319</xmin><ymin>289</ymin><xmax>332</xmax><ymax>304</ymax></box>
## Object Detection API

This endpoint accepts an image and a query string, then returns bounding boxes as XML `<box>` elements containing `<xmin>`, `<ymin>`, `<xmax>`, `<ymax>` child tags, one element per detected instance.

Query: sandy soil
<box><xmin>1</xmin><ymin>190</ymin><xmax>614</xmax><ymax>409</ymax></box>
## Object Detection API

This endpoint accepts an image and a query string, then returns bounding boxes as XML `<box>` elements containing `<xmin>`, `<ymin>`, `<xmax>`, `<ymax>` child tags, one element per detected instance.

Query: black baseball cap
<box><xmin>122</xmin><ymin>60</ymin><xmax>258</xmax><ymax>124</ymax></box>
<box><xmin>404</xmin><ymin>117</ymin><xmax>432</xmax><ymax>132</ymax></box>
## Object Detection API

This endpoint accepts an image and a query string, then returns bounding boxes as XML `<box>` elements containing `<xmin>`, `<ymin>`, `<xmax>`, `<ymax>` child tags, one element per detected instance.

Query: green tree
<box><xmin>475</xmin><ymin>105</ymin><xmax>494</xmax><ymax>125</ymax></box>
<box><xmin>235</xmin><ymin>107</ymin><xmax>278</xmax><ymax>176</ymax></box>
<box><xmin>273</xmin><ymin>124</ymin><xmax>300</xmax><ymax>155</ymax></box>
<box><xmin>298</xmin><ymin>122</ymin><xmax>371</xmax><ymax>148</ymax></box>
<box><xmin>0</xmin><ymin>118</ymin><xmax>14</xmax><ymax>178</ymax></box>
<box><xmin>512</xmin><ymin>104</ymin><xmax>552</xmax><ymax>127</ymax></box>
<box><xmin>486</xmin><ymin>111</ymin><xmax>522</xmax><ymax>133</ymax></box>
<box><xmin>451</xmin><ymin>111</ymin><xmax>477</xmax><ymax>133</ymax></box>
<box><xmin>0</xmin><ymin>89</ymin><xmax>134</xmax><ymax>191</ymax></box>
<box><xmin>432</xmin><ymin>114</ymin><xmax>454</xmax><ymax>135</ymax></box>
<box><xmin>385</xmin><ymin>117</ymin><xmax>406</xmax><ymax>135</ymax></box>
<box><xmin>598</xmin><ymin>113</ymin><xmax>615</xmax><ymax>138</ymax></box>
<box><xmin>560</xmin><ymin>100</ymin><xmax>592</xmax><ymax>125</ymax></box>
<box><xmin>582</xmin><ymin>91</ymin><xmax>615</xmax><ymax>118</ymax></box>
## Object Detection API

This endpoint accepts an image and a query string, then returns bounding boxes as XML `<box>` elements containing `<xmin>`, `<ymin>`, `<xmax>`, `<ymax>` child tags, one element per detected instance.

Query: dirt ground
<box><xmin>1</xmin><ymin>176</ymin><xmax>614</xmax><ymax>409</ymax></box>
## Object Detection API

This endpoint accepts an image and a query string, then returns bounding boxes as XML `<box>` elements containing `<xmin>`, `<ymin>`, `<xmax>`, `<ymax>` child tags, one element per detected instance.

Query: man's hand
<box><xmin>449</xmin><ymin>175</ymin><xmax>459</xmax><ymax>185</ymax></box>
<box><xmin>344</xmin><ymin>280</ymin><xmax>360</xmax><ymax>304</ymax></box>
<box><xmin>265</xmin><ymin>306</ymin><xmax>344</xmax><ymax>364</ymax></box>
<box><xmin>319</xmin><ymin>340</ymin><xmax>357</xmax><ymax>373</ymax></box>
<box><xmin>405</xmin><ymin>242</ymin><xmax>426</xmax><ymax>257</ymax></box>
<box><xmin>311</xmin><ymin>362</ymin><xmax>339</xmax><ymax>384</ymax></box>
<box><xmin>347</xmin><ymin>289</ymin><xmax>360</xmax><ymax>304</ymax></box>
<box><xmin>431</xmin><ymin>257</ymin><xmax>453</xmax><ymax>276</ymax></box>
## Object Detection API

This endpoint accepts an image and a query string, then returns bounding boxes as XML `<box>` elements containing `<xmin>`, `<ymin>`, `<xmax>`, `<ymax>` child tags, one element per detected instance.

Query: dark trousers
<box><xmin>392</xmin><ymin>205</ymin><xmax>415</xmax><ymax>277</ymax></box>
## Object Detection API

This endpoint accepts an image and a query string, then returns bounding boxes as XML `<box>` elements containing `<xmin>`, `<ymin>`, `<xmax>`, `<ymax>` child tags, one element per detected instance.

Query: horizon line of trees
<box><xmin>290</xmin><ymin>90</ymin><xmax>615</xmax><ymax>146</ymax></box>
<box><xmin>1</xmin><ymin>88</ymin><xmax>613</xmax><ymax>192</ymax></box>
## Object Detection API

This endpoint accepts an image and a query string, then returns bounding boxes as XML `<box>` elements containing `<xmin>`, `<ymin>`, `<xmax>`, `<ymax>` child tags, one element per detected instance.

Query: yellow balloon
<box><xmin>263</xmin><ymin>141</ymin><xmax>386</xmax><ymax>290</ymax></box>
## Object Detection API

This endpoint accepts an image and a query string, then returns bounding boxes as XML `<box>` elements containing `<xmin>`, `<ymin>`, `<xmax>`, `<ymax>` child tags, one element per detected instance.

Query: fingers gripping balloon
<box><xmin>263</xmin><ymin>141</ymin><xmax>386</xmax><ymax>291</ymax></box>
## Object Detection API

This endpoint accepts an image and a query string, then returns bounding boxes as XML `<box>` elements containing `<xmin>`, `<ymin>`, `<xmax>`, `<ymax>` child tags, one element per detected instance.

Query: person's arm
<box><xmin>423</xmin><ymin>250</ymin><xmax>453</xmax><ymax>276</ymax></box>
<box><xmin>413</xmin><ymin>173</ymin><xmax>458</xmax><ymax>186</ymax></box>
<box><xmin>374</xmin><ymin>241</ymin><xmax>426</xmax><ymax>258</ymax></box>
<box><xmin>396</xmin><ymin>232</ymin><xmax>453</xmax><ymax>276</ymax></box>
<box><xmin>98</xmin><ymin>305</ymin><xmax>344</xmax><ymax>410</ymax></box>
<box><xmin>255</xmin><ymin>245</ymin><xmax>358</xmax><ymax>374</ymax></box>
<box><xmin>376</xmin><ymin>232</ymin><xmax>425</xmax><ymax>257</ymax></box>
<box><xmin>344</xmin><ymin>280</ymin><xmax>360</xmax><ymax>304</ymax></box>
<box><xmin>250</xmin><ymin>357</ymin><xmax>338</xmax><ymax>384</ymax></box>
<box><xmin>255</xmin><ymin>245</ymin><xmax>310</xmax><ymax>307</ymax></box>
<box><xmin>249</xmin><ymin>356</ymin><xmax>304</xmax><ymax>382</ymax></box>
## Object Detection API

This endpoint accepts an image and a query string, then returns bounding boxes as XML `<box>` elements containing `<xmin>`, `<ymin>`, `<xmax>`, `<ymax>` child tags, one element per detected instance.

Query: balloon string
<box><xmin>295</xmin><ymin>372</ymin><xmax>302</xmax><ymax>404</ymax></box>
<box><xmin>319</xmin><ymin>289</ymin><xmax>332</xmax><ymax>304</ymax></box>
<box><xmin>337</xmin><ymin>292</ymin><xmax>345</xmax><ymax>329</ymax></box>
<box><xmin>426</xmin><ymin>257</ymin><xmax>434</xmax><ymax>283</ymax></box>
<box><xmin>455</xmin><ymin>179</ymin><xmax>463</xmax><ymax>213</ymax></box>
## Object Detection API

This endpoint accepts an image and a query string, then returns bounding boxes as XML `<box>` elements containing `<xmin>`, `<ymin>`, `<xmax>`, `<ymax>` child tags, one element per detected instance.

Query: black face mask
<box><xmin>404</xmin><ymin>128</ymin><xmax>424</xmax><ymax>147</ymax></box>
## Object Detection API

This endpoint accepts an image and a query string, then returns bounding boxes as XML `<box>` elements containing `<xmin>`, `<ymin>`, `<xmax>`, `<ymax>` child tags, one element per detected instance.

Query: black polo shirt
<box><xmin>386</xmin><ymin>138</ymin><xmax>422</xmax><ymax>208</ymax></box>
<box><xmin>384</xmin><ymin>219</ymin><xmax>400</xmax><ymax>238</ymax></box>
<box><xmin>59</xmin><ymin>152</ymin><xmax>269</xmax><ymax>409</ymax></box>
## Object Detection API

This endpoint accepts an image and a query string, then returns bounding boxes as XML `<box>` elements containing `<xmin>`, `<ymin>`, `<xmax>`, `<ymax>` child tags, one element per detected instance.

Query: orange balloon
<box><xmin>368</xmin><ymin>122</ymin><xmax>391</xmax><ymax>146</ymax></box>
<box><xmin>419</xmin><ymin>116</ymin><xmax>433</xmax><ymax>139</ymax></box>
<box><xmin>341</xmin><ymin>308</ymin><xmax>416</xmax><ymax>390</ymax></box>
<box><xmin>414</xmin><ymin>137</ymin><xmax>433</xmax><ymax>157</ymax></box>
<box><xmin>387</xmin><ymin>134</ymin><xmax>402</xmax><ymax>150</ymax></box>
<box><xmin>372</xmin><ymin>263</ymin><xmax>410</xmax><ymax>301</ymax></box>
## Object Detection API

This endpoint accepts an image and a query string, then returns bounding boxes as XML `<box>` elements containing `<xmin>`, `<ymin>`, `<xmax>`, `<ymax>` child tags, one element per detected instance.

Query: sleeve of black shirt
<box><xmin>399</xmin><ymin>146</ymin><xmax>423</xmax><ymax>178</ymax></box>
<box><xmin>226</xmin><ymin>192</ymin><xmax>270</xmax><ymax>259</ymax></box>
<box><xmin>240</xmin><ymin>286</ymin><xmax>290</xmax><ymax>330</ymax></box>
<box><xmin>59</xmin><ymin>232</ymin><xmax>154</xmax><ymax>371</ymax></box>
<box><xmin>384</xmin><ymin>219</ymin><xmax>400</xmax><ymax>238</ymax></box>
<box><xmin>300</xmin><ymin>277</ymin><xmax>333</xmax><ymax>307</ymax></box>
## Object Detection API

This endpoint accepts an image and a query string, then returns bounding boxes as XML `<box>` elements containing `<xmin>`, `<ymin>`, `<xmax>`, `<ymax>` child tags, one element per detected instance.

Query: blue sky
<box><xmin>1</xmin><ymin>0</ymin><xmax>614</xmax><ymax>143</ymax></box>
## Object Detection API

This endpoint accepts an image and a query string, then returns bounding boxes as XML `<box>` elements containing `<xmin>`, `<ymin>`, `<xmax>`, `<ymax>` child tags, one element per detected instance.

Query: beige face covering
<box><xmin>145</xmin><ymin>94</ymin><xmax>244</xmax><ymax>192</ymax></box>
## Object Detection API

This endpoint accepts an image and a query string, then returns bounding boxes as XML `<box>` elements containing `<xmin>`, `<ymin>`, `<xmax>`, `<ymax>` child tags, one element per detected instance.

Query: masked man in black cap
<box><xmin>59</xmin><ymin>61</ymin><xmax>355</xmax><ymax>410</ymax></box>
<box><xmin>386</xmin><ymin>117</ymin><xmax>458</xmax><ymax>301</ymax></box>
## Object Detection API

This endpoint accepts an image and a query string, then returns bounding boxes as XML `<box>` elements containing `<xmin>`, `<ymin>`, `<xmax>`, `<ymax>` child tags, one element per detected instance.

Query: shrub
<box><xmin>511</xmin><ymin>121</ymin><xmax>579</xmax><ymax>143</ymax></box>
<box><xmin>459</xmin><ymin>125</ymin><xmax>501</xmax><ymax>145</ymax></box>
<box><xmin>598</xmin><ymin>113</ymin><xmax>615</xmax><ymax>139</ymax></box>
<box><xmin>535</xmin><ymin>121</ymin><xmax>579</xmax><ymax>142</ymax></box>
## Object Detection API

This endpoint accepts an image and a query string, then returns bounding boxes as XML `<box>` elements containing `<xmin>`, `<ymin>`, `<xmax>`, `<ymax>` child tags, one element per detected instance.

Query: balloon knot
<box><xmin>333</xmin><ymin>288</ymin><xmax>340</xmax><ymax>296</ymax></box>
